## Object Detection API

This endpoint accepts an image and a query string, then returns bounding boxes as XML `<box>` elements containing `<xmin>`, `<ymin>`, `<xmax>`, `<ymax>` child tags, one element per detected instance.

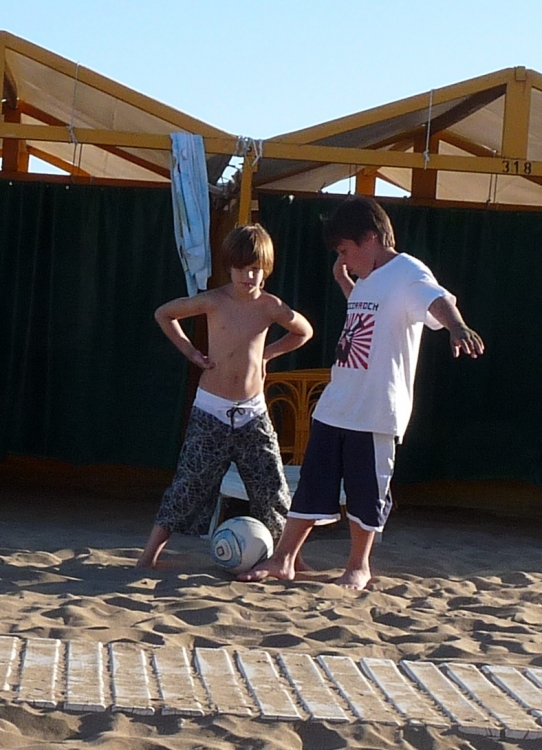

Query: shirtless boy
<box><xmin>240</xmin><ymin>197</ymin><xmax>485</xmax><ymax>590</ymax></box>
<box><xmin>137</xmin><ymin>224</ymin><xmax>313</xmax><ymax>568</ymax></box>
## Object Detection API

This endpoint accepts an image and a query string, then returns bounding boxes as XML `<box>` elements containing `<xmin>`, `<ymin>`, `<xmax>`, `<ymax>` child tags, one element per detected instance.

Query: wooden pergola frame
<box><xmin>236</xmin><ymin>66</ymin><xmax>541</xmax><ymax>221</ymax></box>
<box><xmin>0</xmin><ymin>31</ymin><xmax>237</xmax><ymax>182</ymax></box>
<box><xmin>2</xmin><ymin>30</ymin><xmax>541</xmax><ymax>223</ymax></box>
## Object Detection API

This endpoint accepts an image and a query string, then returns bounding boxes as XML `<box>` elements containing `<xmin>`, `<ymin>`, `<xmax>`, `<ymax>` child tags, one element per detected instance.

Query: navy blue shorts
<box><xmin>289</xmin><ymin>419</ymin><xmax>395</xmax><ymax>532</ymax></box>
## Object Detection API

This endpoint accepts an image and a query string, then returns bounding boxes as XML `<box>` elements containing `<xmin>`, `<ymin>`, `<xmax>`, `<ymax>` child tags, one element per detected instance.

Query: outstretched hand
<box><xmin>449</xmin><ymin>324</ymin><xmax>485</xmax><ymax>359</ymax></box>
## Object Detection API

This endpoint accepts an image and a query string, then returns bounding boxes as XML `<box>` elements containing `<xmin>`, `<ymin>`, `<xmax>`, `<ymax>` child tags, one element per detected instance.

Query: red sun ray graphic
<box><xmin>335</xmin><ymin>313</ymin><xmax>375</xmax><ymax>370</ymax></box>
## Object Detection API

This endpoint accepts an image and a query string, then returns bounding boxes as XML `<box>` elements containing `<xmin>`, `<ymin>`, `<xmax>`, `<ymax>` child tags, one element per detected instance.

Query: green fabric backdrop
<box><xmin>260</xmin><ymin>193</ymin><xmax>542</xmax><ymax>485</ymax></box>
<box><xmin>3</xmin><ymin>182</ymin><xmax>541</xmax><ymax>484</ymax></box>
<box><xmin>0</xmin><ymin>181</ymin><xmax>190</xmax><ymax>468</ymax></box>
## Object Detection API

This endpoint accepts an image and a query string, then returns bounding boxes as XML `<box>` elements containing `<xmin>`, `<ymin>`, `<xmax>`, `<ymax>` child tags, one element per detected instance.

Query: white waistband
<box><xmin>193</xmin><ymin>388</ymin><xmax>267</xmax><ymax>428</ymax></box>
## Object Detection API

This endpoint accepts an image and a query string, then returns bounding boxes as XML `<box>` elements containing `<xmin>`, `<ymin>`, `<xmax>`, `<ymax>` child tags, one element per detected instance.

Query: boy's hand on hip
<box><xmin>449</xmin><ymin>324</ymin><xmax>485</xmax><ymax>359</ymax></box>
<box><xmin>191</xmin><ymin>350</ymin><xmax>215</xmax><ymax>370</ymax></box>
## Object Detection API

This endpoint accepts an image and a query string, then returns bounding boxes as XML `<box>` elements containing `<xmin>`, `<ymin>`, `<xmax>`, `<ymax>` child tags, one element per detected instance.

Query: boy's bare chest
<box><xmin>209</xmin><ymin>300</ymin><xmax>271</xmax><ymax>341</ymax></box>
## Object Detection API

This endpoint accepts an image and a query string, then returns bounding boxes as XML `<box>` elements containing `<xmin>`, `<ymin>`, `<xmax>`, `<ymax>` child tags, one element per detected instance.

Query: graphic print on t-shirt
<box><xmin>335</xmin><ymin>312</ymin><xmax>375</xmax><ymax>369</ymax></box>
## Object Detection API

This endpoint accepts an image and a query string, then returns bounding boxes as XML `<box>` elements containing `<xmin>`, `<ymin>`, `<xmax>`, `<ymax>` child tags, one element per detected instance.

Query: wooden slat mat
<box><xmin>1</xmin><ymin>636</ymin><xmax>542</xmax><ymax>738</ymax></box>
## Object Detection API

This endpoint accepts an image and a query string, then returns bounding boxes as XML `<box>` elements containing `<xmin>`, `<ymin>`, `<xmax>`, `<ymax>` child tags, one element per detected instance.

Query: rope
<box><xmin>68</xmin><ymin>63</ymin><xmax>80</xmax><ymax>146</ymax></box>
<box><xmin>67</xmin><ymin>63</ymin><xmax>82</xmax><ymax>176</ymax></box>
<box><xmin>487</xmin><ymin>150</ymin><xmax>499</xmax><ymax>204</ymax></box>
<box><xmin>235</xmin><ymin>136</ymin><xmax>263</xmax><ymax>167</ymax></box>
<box><xmin>423</xmin><ymin>89</ymin><xmax>434</xmax><ymax>169</ymax></box>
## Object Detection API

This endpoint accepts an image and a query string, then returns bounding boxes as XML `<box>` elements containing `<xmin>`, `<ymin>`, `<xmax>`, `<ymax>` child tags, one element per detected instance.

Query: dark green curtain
<box><xmin>259</xmin><ymin>193</ymin><xmax>542</xmax><ymax>485</ymax></box>
<box><xmin>3</xmin><ymin>183</ymin><xmax>542</xmax><ymax>483</ymax></box>
<box><xmin>0</xmin><ymin>181</ymin><xmax>190</xmax><ymax>468</ymax></box>
<box><xmin>261</xmin><ymin>194</ymin><xmax>346</xmax><ymax>371</ymax></box>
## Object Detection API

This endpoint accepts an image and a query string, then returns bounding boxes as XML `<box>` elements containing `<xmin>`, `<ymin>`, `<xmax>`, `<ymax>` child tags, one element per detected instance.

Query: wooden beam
<box><xmin>259</xmin><ymin>85</ymin><xmax>500</xmax><ymax>177</ymax></box>
<box><xmin>26</xmin><ymin>146</ymin><xmax>164</xmax><ymax>182</ymax></box>
<box><xmin>272</xmin><ymin>69</ymin><xmax>512</xmax><ymax>145</ymax></box>
<box><xmin>0</xmin><ymin>121</ymin><xmax>235</xmax><ymax>155</ymax></box>
<box><xmin>528</xmin><ymin>69</ymin><xmax>542</xmax><ymax>93</ymax></box>
<box><xmin>258</xmin><ymin>139</ymin><xmax>541</xmax><ymax>177</ymax></box>
<box><xmin>18</xmin><ymin>144</ymin><xmax>29</xmax><ymax>172</ymax></box>
<box><xmin>355</xmin><ymin>170</ymin><xmax>376</xmax><ymax>195</ymax></box>
<box><xmin>99</xmin><ymin>144</ymin><xmax>170</xmax><ymax>179</ymax></box>
<box><xmin>3</xmin><ymin>121</ymin><xmax>542</xmax><ymax>178</ymax></box>
<box><xmin>439</xmin><ymin>130</ymin><xmax>497</xmax><ymax>158</ymax></box>
<box><xmin>2</xmin><ymin>62</ymin><xmax>17</xmax><ymax>111</ymax></box>
<box><xmin>18</xmin><ymin>102</ymin><xmax>170</xmax><ymax>178</ymax></box>
<box><xmin>411</xmin><ymin>133</ymin><xmax>438</xmax><ymax>199</ymax></box>
<box><xmin>416</xmin><ymin>87</ymin><xmax>505</xmax><ymax>145</ymax></box>
<box><xmin>237</xmin><ymin>156</ymin><xmax>255</xmax><ymax>225</ymax></box>
<box><xmin>0</xmin><ymin>31</ymin><xmax>234</xmax><ymax>139</ymax></box>
<box><xmin>26</xmin><ymin>145</ymin><xmax>90</xmax><ymax>176</ymax></box>
<box><xmin>2</xmin><ymin>107</ymin><xmax>27</xmax><ymax>172</ymax></box>
<box><xmin>311</xmin><ymin>86</ymin><xmax>504</xmax><ymax>156</ymax></box>
<box><xmin>501</xmin><ymin>67</ymin><xmax>531</xmax><ymax>159</ymax></box>
<box><xmin>254</xmin><ymin>137</ymin><xmax>414</xmax><ymax>189</ymax></box>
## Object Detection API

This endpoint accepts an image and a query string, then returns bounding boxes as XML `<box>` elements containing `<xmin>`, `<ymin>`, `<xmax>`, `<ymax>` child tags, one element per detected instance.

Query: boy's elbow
<box><xmin>154</xmin><ymin>306</ymin><xmax>170</xmax><ymax>327</ymax></box>
<box><xmin>299</xmin><ymin>322</ymin><xmax>313</xmax><ymax>343</ymax></box>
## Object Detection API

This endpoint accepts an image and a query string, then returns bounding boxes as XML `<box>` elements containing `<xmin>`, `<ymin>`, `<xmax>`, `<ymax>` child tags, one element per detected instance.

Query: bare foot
<box><xmin>333</xmin><ymin>568</ymin><xmax>372</xmax><ymax>590</ymax></box>
<box><xmin>238</xmin><ymin>555</ymin><xmax>295</xmax><ymax>582</ymax></box>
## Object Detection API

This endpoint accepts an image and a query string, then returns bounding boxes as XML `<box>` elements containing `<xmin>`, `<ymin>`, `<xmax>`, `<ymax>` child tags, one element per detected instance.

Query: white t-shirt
<box><xmin>313</xmin><ymin>253</ymin><xmax>454</xmax><ymax>438</ymax></box>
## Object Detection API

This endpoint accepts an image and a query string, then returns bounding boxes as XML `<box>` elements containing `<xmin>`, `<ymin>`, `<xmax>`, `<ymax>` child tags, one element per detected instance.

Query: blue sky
<box><xmin>3</xmin><ymin>1</ymin><xmax>542</xmax><ymax>191</ymax></box>
<box><xmin>4</xmin><ymin>0</ymin><xmax>542</xmax><ymax>137</ymax></box>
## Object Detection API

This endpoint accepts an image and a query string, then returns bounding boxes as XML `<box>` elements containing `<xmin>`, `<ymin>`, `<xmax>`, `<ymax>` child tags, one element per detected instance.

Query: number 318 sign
<box><xmin>502</xmin><ymin>159</ymin><xmax>532</xmax><ymax>175</ymax></box>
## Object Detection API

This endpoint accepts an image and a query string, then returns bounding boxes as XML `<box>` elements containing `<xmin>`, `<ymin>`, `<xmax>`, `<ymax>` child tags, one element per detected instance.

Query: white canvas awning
<box><xmin>0</xmin><ymin>31</ymin><xmax>235</xmax><ymax>183</ymax></box>
<box><xmin>3</xmin><ymin>32</ymin><xmax>542</xmax><ymax>211</ymax></box>
<box><xmin>254</xmin><ymin>67</ymin><xmax>542</xmax><ymax>207</ymax></box>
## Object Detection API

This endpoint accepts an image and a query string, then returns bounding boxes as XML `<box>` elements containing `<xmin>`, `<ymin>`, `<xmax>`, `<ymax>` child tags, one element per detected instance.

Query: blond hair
<box><xmin>221</xmin><ymin>224</ymin><xmax>274</xmax><ymax>279</ymax></box>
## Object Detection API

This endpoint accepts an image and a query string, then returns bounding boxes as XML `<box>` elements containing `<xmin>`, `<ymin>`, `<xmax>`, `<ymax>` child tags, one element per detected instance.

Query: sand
<box><xmin>1</xmin><ymin>456</ymin><xmax>542</xmax><ymax>749</ymax></box>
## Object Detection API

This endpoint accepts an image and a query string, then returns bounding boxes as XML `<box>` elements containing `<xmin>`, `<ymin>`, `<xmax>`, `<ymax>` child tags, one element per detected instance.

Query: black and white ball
<box><xmin>211</xmin><ymin>516</ymin><xmax>274</xmax><ymax>574</ymax></box>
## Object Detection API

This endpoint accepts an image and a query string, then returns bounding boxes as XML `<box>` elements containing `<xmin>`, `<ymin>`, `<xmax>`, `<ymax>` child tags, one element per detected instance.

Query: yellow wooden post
<box><xmin>2</xmin><ymin>108</ymin><xmax>28</xmax><ymax>172</ymax></box>
<box><xmin>237</xmin><ymin>155</ymin><xmax>255</xmax><ymax>226</ymax></box>
<box><xmin>501</xmin><ymin>67</ymin><xmax>531</xmax><ymax>159</ymax></box>
<box><xmin>355</xmin><ymin>169</ymin><xmax>377</xmax><ymax>195</ymax></box>
<box><xmin>411</xmin><ymin>133</ymin><xmax>439</xmax><ymax>199</ymax></box>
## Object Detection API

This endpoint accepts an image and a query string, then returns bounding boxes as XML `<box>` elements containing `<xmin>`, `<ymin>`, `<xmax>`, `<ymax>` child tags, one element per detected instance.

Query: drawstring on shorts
<box><xmin>226</xmin><ymin>405</ymin><xmax>246</xmax><ymax>431</ymax></box>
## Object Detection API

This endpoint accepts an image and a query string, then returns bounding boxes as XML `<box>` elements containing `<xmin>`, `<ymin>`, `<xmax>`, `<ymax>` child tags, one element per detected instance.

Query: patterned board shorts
<box><xmin>155</xmin><ymin>406</ymin><xmax>291</xmax><ymax>539</ymax></box>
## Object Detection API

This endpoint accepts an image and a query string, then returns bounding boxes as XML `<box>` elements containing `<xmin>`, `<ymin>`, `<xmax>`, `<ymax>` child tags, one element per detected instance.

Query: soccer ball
<box><xmin>211</xmin><ymin>516</ymin><xmax>274</xmax><ymax>574</ymax></box>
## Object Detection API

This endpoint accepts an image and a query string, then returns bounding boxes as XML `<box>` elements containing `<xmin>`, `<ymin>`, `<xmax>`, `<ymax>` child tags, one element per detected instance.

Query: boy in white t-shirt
<box><xmin>240</xmin><ymin>197</ymin><xmax>485</xmax><ymax>590</ymax></box>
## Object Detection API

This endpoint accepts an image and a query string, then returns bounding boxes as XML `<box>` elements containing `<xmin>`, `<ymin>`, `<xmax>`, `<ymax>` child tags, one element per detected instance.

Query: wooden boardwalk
<box><xmin>1</xmin><ymin>635</ymin><xmax>542</xmax><ymax>739</ymax></box>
